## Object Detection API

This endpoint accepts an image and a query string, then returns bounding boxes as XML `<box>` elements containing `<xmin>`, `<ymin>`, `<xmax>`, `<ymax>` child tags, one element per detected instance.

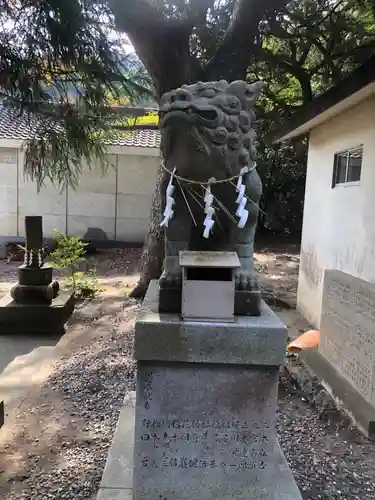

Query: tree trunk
<box><xmin>129</xmin><ymin>163</ymin><xmax>165</xmax><ymax>298</ymax></box>
<box><xmin>117</xmin><ymin>0</ymin><xmax>291</xmax><ymax>298</ymax></box>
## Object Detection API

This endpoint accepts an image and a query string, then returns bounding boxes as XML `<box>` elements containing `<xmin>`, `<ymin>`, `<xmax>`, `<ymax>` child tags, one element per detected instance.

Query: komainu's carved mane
<box><xmin>160</xmin><ymin>80</ymin><xmax>264</xmax><ymax>178</ymax></box>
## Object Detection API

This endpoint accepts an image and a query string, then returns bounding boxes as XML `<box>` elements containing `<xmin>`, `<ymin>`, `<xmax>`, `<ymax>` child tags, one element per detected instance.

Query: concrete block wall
<box><xmin>115</xmin><ymin>154</ymin><xmax>159</xmax><ymax>242</ymax></box>
<box><xmin>0</xmin><ymin>143</ymin><xmax>159</xmax><ymax>243</ymax></box>
<box><xmin>18</xmin><ymin>173</ymin><xmax>67</xmax><ymax>237</ymax></box>
<box><xmin>67</xmin><ymin>155</ymin><xmax>117</xmax><ymax>240</ymax></box>
<box><xmin>0</xmin><ymin>148</ymin><xmax>18</xmax><ymax>236</ymax></box>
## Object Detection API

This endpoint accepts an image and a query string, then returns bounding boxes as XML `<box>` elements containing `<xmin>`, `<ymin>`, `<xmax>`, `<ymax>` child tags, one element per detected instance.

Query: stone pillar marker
<box><xmin>0</xmin><ymin>215</ymin><xmax>74</xmax><ymax>334</ymax></box>
<box><xmin>24</xmin><ymin>215</ymin><xmax>44</xmax><ymax>257</ymax></box>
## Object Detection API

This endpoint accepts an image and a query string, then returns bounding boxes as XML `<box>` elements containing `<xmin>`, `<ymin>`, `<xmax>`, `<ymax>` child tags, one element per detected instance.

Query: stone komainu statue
<box><xmin>158</xmin><ymin>80</ymin><xmax>264</xmax><ymax>310</ymax></box>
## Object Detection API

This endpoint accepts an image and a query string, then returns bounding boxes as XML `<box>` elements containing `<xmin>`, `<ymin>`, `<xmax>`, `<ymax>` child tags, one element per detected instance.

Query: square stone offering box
<box><xmin>180</xmin><ymin>250</ymin><xmax>239</xmax><ymax>323</ymax></box>
<box><xmin>129</xmin><ymin>280</ymin><xmax>302</xmax><ymax>500</ymax></box>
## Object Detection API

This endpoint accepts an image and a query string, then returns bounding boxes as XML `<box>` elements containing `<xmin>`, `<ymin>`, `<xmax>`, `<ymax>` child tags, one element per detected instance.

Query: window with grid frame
<box><xmin>332</xmin><ymin>146</ymin><xmax>363</xmax><ymax>188</ymax></box>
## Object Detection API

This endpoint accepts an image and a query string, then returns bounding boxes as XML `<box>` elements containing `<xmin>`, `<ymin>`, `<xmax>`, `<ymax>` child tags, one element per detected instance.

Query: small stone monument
<box><xmin>0</xmin><ymin>216</ymin><xmax>74</xmax><ymax>334</ymax></box>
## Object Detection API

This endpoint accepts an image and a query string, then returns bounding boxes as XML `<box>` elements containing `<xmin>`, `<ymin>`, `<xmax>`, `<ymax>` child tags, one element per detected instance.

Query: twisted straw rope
<box><xmin>160</xmin><ymin>159</ymin><xmax>257</xmax><ymax>185</ymax></box>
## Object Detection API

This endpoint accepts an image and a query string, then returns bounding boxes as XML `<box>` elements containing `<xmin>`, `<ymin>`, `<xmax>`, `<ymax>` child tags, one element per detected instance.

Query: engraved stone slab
<box><xmin>25</xmin><ymin>215</ymin><xmax>43</xmax><ymax>250</ymax></box>
<box><xmin>133</xmin><ymin>362</ymin><xmax>279</xmax><ymax>500</ymax></box>
<box><xmin>320</xmin><ymin>270</ymin><xmax>375</xmax><ymax>406</ymax></box>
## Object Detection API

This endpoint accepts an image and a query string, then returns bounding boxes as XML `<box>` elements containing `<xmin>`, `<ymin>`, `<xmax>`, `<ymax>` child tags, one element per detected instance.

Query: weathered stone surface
<box><xmin>0</xmin><ymin>292</ymin><xmax>75</xmax><ymax>334</ymax></box>
<box><xmin>8</xmin><ymin>216</ymin><xmax>61</xmax><ymax>306</ymax></box>
<box><xmin>302</xmin><ymin>348</ymin><xmax>375</xmax><ymax>439</ymax></box>
<box><xmin>320</xmin><ymin>270</ymin><xmax>375</xmax><ymax>407</ymax></box>
<box><xmin>25</xmin><ymin>215</ymin><xmax>43</xmax><ymax>250</ymax></box>
<box><xmin>160</xmin><ymin>282</ymin><xmax>261</xmax><ymax>316</ymax></box>
<box><xmin>133</xmin><ymin>363</ymin><xmax>300</xmax><ymax>500</ymax></box>
<box><xmin>99</xmin><ymin>393</ymin><xmax>135</xmax><ymax>490</ymax></box>
<box><xmin>235</xmin><ymin>289</ymin><xmax>261</xmax><ymax>316</ymax></box>
<box><xmin>17</xmin><ymin>265</ymin><xmax>53</xmax><ymax>286</ymax></box>
<box><xmin>158</xmin><ymin>286</ymin><xmax>182</xmax><ymax>314</ymax></box>
<box><xmin>159</xmin><ymin>80</ymin><xmax>264</xmax><ymax>302</ymax></box>
<box><xmin>129</xmin><ymin>279</ymin><xmax>301</xmax><ymax>500</ymax></box>
<box><xmin>97</xmin><ymin>490</ymin><xmax>132</xmax><ymax>500</ymax></box>
<box><xmin>97</xmin><ymin>392</ymin><xmax>302</xmax><ymax>500</ymax></box>
<box><xmin>136</xmin><ymin>281</ymin><xmax>287</xmax><ymax>366</ymax></box>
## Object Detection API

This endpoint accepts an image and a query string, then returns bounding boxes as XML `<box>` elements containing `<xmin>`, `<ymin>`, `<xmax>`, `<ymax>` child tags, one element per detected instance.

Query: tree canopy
<box><xmin>0</xmin><ymin>0</ymin><xmax>152</xmax><ymax>187</ymax></box>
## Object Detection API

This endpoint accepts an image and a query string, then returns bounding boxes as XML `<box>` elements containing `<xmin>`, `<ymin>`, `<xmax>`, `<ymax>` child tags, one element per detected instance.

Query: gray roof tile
<box><xmin>0</xmin><ymin>105</ymin><xmax>161</xmax><ymax>148</ymax></box>
<box><xmin>107</xmin><ymin>128</ymin><xmax>161</xmax><ymax>148</ymax></box>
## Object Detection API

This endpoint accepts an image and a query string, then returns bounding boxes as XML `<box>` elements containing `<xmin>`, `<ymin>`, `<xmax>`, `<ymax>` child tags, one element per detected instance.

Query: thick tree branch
<box><xmin>260</xmin><ymin>48</ymin><xmax>313</xmax><ymax>104</ymax></box>
<box><xmin>205</xmin><ymin>0</ymin><xmax>290</xmax><ymax>81</ymax></box>
<box><xmin>107</xmin><ymin>0</ymin><xmax>200</xmax><ymax>96</ymax></box>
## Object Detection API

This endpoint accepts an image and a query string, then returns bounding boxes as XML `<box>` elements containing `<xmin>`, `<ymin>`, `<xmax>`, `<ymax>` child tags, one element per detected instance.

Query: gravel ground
<box><xmin>0</xmin><ymin>297</ymin><xmax>139</xmax><ymax>500</ymax></box>
<box><xmin>278</xmin><ymin>370</ymin><xmax>375</xmax><ymax>500</ymax></box>
<box><xmin>1</xmin><ymin>245</ymin><xmax>375</xmax><ymax>500</ymax></box>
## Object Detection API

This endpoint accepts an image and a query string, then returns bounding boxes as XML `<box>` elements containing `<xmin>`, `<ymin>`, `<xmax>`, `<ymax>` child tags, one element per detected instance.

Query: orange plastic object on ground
<box><xmin>287</xmin><ymin>330</ymin><xmax>320</xmax><ymax>353</ymax></box>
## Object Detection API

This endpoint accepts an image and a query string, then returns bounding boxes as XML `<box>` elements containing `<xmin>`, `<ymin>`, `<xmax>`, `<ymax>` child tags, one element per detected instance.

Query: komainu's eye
<box><xmin>213</xmin><ymin>127</ymin><xmax>228</xmax><ymax>144</ymax></box>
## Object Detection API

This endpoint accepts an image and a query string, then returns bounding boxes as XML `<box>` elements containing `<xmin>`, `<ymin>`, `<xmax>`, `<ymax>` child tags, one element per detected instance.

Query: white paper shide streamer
<box><xmin>203</xmin><ymin>185</ymin><xmax>215</xmax><ymax>238</ymax></box>
<box><xmin>159</xmin><ymin>164</ymin><xmax>257</xmax><ymax>236</ymax></box>
<box><xmin>235</xmin><ymin>166</ymin><xmax>249</xmax><ymax>228</ymax></box>
<box><xmin>160</xmin><ymin>167</ymin><xmax>177</xmax><ymax>227</ymax></box>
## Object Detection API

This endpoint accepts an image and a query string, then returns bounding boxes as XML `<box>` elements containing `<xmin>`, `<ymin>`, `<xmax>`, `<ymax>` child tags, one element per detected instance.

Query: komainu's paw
<box><xmin>234</xmin><ymin>269</ymin><xmax>257</xmax><ymax>291</ymax></box>
<box><xmin>159</xmin><ymin>271</ymin><xmax>182</xmax><ymax>289</ymax></box>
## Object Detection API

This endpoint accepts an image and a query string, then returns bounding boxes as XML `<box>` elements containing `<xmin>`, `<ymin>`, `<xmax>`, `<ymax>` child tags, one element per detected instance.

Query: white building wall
<box><xmin>0</xmin><ymin>144</ymin><xmax>159</xmax><ymax>243</ymax></box>
<box><xmin>298</xmin><ymin>94</ymin><xmax>375</xmax><ymax>327</ymax></box>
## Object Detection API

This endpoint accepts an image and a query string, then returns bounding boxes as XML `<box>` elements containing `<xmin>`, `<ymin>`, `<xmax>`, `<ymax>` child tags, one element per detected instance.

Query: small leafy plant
<box><xmin>69</xmin><ymin>269</ymin><xmax>102</xmax><ymax>299</ymax></box>
<box><xmin>48</xmin><ymin>229</ymin><xmax>101</xmax><ymax>298</ymax></box>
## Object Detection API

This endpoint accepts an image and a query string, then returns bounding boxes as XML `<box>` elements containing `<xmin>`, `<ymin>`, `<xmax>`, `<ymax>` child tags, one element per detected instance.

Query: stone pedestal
<box><xmin>0</xmin><ymin>292</ymin><xmax>75</xmax><ymax>335</ymax></box>
<box><xmin>131</xmin><ymin>280</ymin><xmax>302</xmax><ymax>500</ymax></box>
<box><xmin>0</xmin><ymin>216</ymin><xmax>75</xmax><ymax>335</ymax></box>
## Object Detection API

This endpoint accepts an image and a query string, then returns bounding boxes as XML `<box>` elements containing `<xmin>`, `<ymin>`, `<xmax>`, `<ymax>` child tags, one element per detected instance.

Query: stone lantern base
<box><xmin>0</xmin><ymin>292</ymin><xmax>75</xmax><ymax>335</ymax></box>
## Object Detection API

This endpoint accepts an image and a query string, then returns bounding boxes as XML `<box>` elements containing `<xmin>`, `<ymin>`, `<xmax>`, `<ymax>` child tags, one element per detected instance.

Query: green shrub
<box><xmin>48</xmin><ymin>229</ymin><xmax>101</xmax><ymax>298</ymax></box>
<box><xmin>68</xmin><ymin>270</ymin><xmax>102</xmax><ymax>299</ymax></box>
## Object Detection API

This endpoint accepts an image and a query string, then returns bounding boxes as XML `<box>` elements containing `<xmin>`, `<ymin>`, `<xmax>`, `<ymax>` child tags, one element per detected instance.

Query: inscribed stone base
<box><xmin>0</xmin><ymin>292</ymin><xmax>75</xmax><ymax>335</ymax></box>
<box><xmin>134</xmin><ymin>363</ymin><xmax>278</xmax><ymax>500</ymax></box>
<box><xmin>97</xmin><ymin>392</ymin><xmax>302</xmax><ymax>500</ymax></box>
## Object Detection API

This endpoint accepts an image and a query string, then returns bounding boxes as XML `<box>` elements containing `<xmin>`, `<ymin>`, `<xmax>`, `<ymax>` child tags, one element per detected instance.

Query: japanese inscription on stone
<box><xmin>320</xmin><ymin>270</ymin><xmax>375</xmax><ymax>405</ymax></box>
<box><xmin>133</xmin><ymin>363</ymin><xmax>277</xmax><ymax>499</ymax></box>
